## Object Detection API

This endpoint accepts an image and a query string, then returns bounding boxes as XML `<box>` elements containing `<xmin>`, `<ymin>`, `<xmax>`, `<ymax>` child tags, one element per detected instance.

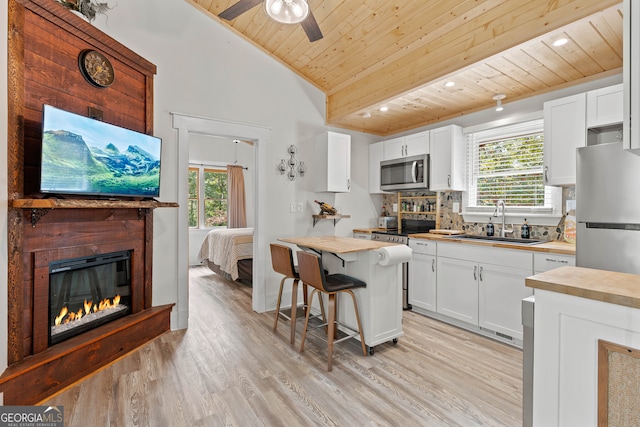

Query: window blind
<box><xmin>467</xmin><ymin>119</ymin><xmax>546</xmax><ymax>207</ymax></box>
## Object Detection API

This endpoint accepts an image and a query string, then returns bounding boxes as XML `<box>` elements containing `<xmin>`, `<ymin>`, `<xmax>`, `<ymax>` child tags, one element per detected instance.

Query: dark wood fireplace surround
<box><xmin>1</xmin><ymin>0</ymin><xmax>176</xmax><ymax>404</ymax></box>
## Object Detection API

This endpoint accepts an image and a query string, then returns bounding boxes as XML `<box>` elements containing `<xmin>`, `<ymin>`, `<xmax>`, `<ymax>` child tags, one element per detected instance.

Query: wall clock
<box><xmin>78</xmin><ymin>49</ymin><xmax>114</xmax><ymax>88</ymax></box>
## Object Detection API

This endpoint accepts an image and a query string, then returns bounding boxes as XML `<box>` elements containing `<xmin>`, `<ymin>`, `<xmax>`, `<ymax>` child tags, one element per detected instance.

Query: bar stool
<box><xmin>296</xmin><ymin>250</ymin><xmax>367</xmax><ymax>371</ymax></box>
<box><xmin>271</xmin><ymin>243</ymin><xmax>321</xmax><ymax>345</ymax></box>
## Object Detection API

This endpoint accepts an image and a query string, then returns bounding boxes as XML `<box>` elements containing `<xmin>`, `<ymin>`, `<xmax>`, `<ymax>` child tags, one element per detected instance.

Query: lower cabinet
<box><xmin>478</xmin><ymin>263</ymin><xmax>533</xmax><ymax>341</ymax></box>
<box><xmin>408</xmin><ymin>239</ymin><xmax>437</xmax><ymax>312</ymax></box>
<box><xmin>435</xmin><ymin>242</ymin><xmax>534</xmax><ymax>343</ymax></box>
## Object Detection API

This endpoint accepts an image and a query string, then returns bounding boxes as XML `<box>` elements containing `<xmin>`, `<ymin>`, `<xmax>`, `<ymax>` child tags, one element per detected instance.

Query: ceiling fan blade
<box><xmin>301</xmin><ymin>10</ymin><xmax>323</xmax><ymax>42</ymax></box>
<box><xmin>219</xmin><ymin>0</ymin><xmax>263</xmax><ymax>21</ymax></box>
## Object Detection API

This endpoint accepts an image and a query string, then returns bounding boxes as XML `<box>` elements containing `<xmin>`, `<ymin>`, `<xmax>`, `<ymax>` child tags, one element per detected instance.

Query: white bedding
<box><xmin>197</xmin><ymin>228</ymin><xmax>253</xmax><ymax>280</ymax></box>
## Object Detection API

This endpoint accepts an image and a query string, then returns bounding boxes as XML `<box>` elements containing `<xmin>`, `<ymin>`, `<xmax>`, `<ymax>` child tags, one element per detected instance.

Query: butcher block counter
<box><xmin>278</xmin><ymin>236</ymin><xmax>410</xmax><ymax>352</ymax></box>
<box><xmin>526</xmin><ymin>265</ymin><xmax>640</xmax><ymax>426</ymax></box>
<box><xmin>409</xmin><ymin>232</ymin><xmax>575</xmax><ymax>255</ymax></box>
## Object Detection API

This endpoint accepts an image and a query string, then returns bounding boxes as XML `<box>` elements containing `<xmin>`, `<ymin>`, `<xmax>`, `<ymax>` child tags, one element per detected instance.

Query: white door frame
<box><xmin>172</xmin><ymin>112</ymin><xmax>270</xmax><ymax>329</ymax></box>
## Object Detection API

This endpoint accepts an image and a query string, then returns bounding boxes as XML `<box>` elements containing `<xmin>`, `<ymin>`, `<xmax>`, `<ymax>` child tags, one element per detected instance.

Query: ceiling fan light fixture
<box><xmin>265</xmin><ymin>0</ymin><xmax>309</xmax><ymax>24</ymax></box>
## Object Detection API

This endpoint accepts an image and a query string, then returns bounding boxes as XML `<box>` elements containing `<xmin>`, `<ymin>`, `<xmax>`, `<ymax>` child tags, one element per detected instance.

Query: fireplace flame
<box><xmin>54</xmin><ymin>295</ymin><xmax>122</xmax><ymax>327</ymax></box>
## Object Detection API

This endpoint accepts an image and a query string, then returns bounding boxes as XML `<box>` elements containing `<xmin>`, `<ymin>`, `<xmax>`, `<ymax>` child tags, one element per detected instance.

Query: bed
<box><xmin>197</xmin><ymin>228</ymin><xmax>253</xmax><ymax>285</ymax></box>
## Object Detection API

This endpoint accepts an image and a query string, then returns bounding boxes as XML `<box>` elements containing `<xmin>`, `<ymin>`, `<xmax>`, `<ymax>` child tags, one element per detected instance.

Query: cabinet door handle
<box><xmin>447</xmin><ymin>174</ymin><xmax>451</xmax><ymax>187</ymax></box>
<box><xmin>479</xmin><ymin>266</ymin><xmax>483</xmax><ymax>281</ymax></box>
<box><xmin>545</xmin><ymin>258</ymin><xmax>569</xmax><ymax>264</ymax></box>
<box><xmin>544</xmin><ymin>166</ymin><xmax>549</xmax><ymax>182</ymax></box>
<box><xmin>347</xmin><ymin>179</ymin><xmax>351</xmax><ymax>190</ymax></box>
<box><xmin>473</xmin><ymin>265</ymin><xmax>477</xmax><ymax>280</ymax></box>
<box><xmin>431</xmin><ymin>258</ymin><xmax>435</xmax><ymax>272</ymax></box>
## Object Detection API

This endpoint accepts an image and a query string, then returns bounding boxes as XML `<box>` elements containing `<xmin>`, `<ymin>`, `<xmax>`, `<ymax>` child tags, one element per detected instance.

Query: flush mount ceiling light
<box><xmin>553</xmin><ymin>38</ymin><xmax>569</xmax><ymax>47</ymax></box>
<box><xmin>379</xmin><ymin>106</ymin><xmax>389</xmax><ymax>112</ymax></box>
<box><xmin>445</xmin><ymin>81</ymin><xmax>456</xmax><ymax>87</ymax></box>
<box><xmin>265</xmin><ymin>0</ymin><xmax>309</xmax><ymax>24</ymax></box>
<box><xmin>493</xmin><ymin>93</ymin><xmax>506</xmax><ymax>112</ymax></box>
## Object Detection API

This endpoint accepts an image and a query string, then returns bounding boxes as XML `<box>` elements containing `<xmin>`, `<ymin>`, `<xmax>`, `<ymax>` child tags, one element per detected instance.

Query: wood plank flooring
<box><xmin>42</xmin><ymin>266</ymin><xmax>523</xmax><ymax>426</ymax></box>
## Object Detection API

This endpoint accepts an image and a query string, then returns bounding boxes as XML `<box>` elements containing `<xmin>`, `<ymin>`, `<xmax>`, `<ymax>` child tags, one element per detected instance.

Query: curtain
<box><xmin>227</xmin><ymin>164</ymin><xmax>247</xmax><ymax>228</ymax></box>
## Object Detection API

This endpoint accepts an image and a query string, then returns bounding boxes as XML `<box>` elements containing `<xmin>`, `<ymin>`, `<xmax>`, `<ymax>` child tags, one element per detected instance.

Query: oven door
<box><xmin>380</xmin><ymin>154</ymin><xmax>429</xmax><ymax>191</ymax></box>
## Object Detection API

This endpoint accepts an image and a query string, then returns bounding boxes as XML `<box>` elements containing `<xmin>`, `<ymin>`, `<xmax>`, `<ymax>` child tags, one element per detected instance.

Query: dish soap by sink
<box><xmin>486</xmin><ymin>217</ymin><xmax>494</xmax><ymax>236</ymax></box>
<box><xmin>521</xmin><ymin>218</ymin><xmax>530</xmax><ymax>239</ymax></box>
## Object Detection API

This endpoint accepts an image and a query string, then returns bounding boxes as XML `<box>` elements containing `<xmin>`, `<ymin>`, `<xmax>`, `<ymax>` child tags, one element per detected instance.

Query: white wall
<box><xmin>84</xmin><ymin>0</ymin><xmax>379</xmax><ymax>324</ymax></box>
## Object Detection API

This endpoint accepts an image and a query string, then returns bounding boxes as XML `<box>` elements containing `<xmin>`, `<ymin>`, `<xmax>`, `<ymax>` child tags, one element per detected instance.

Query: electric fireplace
<box><xmin>48</xmin><ymin>250</ymin><xmax>132</xmax><ymax>345</ymax></box>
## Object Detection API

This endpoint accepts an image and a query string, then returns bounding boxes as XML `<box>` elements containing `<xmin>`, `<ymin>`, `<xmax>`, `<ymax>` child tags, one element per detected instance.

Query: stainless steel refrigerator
<box><xmin>576</xmin><ymin>141</ymin><xmax>640</xmax><ymax>274</ymax></box>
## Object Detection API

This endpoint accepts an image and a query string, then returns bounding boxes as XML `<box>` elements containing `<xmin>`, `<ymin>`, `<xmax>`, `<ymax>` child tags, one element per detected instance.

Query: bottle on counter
<box><xmin>486</xmin><ymin>217</ymin><xmax>494</xmax><ymax>236</ymax></box>
<box><xmin>314</xmin><ymin>200</ymin><xmax>337</xmax><ymax>215</ymax></box>
<box><xmin>521</xmin><ymin>218</ymin><xmax>530</xmax><ymax>239</ymax></box>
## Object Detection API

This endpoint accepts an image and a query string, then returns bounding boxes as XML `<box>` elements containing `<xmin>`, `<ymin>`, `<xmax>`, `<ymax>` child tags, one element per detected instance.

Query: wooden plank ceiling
<box><xmin>188</xmin><ymin>0</ymin><xmax>623</xmax><ymax>136</ymax></box>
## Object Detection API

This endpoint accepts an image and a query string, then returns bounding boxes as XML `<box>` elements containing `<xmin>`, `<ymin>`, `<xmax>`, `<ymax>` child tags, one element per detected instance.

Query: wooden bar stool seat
<box><xmin>270</xmin><ymin>244</ymin><xmax>325</xmax><ymax>344</ymax></box>
<box><xmin>296</xmin><ymin>250</ymin><xmax>367</xmax><ymax>371</ymax></box>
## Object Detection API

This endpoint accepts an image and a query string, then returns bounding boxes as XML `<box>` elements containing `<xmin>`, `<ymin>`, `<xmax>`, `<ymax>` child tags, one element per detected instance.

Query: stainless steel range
<box><xmin>372</xmin><ymin>219</ymin><xmax>436</xmax><ymax>310</ymax></box>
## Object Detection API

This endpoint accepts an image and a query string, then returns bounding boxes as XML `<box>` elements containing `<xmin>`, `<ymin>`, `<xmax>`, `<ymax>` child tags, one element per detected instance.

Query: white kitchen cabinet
<box><xmin>478</xmin><ymin>263</ymin><xmax>533</xmax><ymax>341</ymax></box>
<box><xmin>368</xmin><ymin>141</ymin><xmax>391</xmax><ymax>194</ymax></box>
<box><xmin>315</xmin><ymin>131</ymin><xmax>351</xmax><ymax>192</ymax></box>
<box><xmin>408</xmin><ymin>239</ymin><xmax>437</xmax><ymax>312</ymax></box>
<box><xmin>586</xmin><ymin>84</ymin><xmax>623</xmax><ymax>128</ymax></box>
<box><xmin>436</xmin><ymin>242</ymin><xmax>533</xmax><ymax>343</ymax></box>
<box><xmin>624</xmin><ymin>0</ymin><xmax>640</xmax><ymax>152</ymax></box>
<box><xmin>382</xmin><ymin>131</ymin><xmax>429</xmax><ymax>160</ymax></box>
<box><xmin>437</xmin><ymin>256</ymin><xmax>478</xmax><ymax>324</ymax></box>
<box><xmin>429</xmin><ymin>125</ymin><xmax>465</xmax><ymax>191</ymax></box>
<box><xmin>543</xmin><ymin>92</ymin><xmax>586</xmax><ymax>186</ymax></box>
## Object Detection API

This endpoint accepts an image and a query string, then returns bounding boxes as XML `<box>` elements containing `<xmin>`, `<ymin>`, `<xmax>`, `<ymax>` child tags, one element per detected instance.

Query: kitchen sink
<box><xmin>443</xmin><ymin>234</ymin><xmax>545</xmax><ymax>246</ymax></box>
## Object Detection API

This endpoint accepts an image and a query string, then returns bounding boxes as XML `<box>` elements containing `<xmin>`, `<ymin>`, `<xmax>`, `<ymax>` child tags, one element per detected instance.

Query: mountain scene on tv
<box><xmin>41</xmin><ymin>129</ymin><xmax>160</xmax><ymax>197</ymax></box>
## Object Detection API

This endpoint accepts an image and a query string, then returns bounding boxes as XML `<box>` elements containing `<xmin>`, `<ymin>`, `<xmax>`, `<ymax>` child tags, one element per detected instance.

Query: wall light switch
<box><xmin>290</xmin><ymin>202</ymin><xmax>296</xmax><ymax>213</ymax></box>
<box><xmin>297</xmin><ymin>202</ymin><xmax>303</xmax><ymax>213</ymax></box>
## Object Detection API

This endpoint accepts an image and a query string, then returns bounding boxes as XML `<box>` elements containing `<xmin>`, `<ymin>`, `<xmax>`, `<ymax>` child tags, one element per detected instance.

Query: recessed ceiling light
<box><xmin>445</xmin><ymin>81</ymin><xmax>456</xmax><ymax>87</ymax></box>
<box><xmin>379</xmin><ymin>106</ymin><xmax>389</xmax><ymax>112</ymax></box>
<box><xmin>553</xmin><ymin>38</ymin><xmax>568</xmax><ymax>47</ymax></box>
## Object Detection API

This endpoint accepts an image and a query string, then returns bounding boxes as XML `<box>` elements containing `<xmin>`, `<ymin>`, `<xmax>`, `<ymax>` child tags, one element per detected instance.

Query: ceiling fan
<box><xmin>219</xmin><ymin>0</ymin><xmax>323</xmax><ymax>42</ymax></box>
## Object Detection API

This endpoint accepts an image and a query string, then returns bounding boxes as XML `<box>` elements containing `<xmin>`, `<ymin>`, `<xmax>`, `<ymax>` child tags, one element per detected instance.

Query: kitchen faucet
<box><xmin>494</xmin><ymin>199</ymin><xmax>513</xmax><ymax>238</ymax></box>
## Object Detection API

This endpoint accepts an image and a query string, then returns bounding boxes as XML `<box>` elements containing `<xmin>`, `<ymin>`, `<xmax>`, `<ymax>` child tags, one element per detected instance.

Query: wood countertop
<box><xmin>352</xmin><ymin>228</ymin><xmax>388</xmax><ymax>234</ymax></box>
<box><xmin>279</xmin><ymin>236</ymin><xmax>400</xmax><ymax>254</ymax></box>
<box><xmin>409</xmin><ymin>233</ymin><xmax>576</xmax><ymax>255</ymax></box>
<box><xmin>526</xmin><ymin>266</ymin><xmax>640</xmax><ymax>309</ymax></box>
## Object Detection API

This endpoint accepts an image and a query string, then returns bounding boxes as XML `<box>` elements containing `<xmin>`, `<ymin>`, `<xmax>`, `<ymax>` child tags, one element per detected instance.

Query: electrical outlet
<box><xmin>297</xmin><ymin>202</ymin><xmax>303</xmax><ymax>213</ymax></box>
<box><xmin>290</xmin><ymin>202</ymin><xmax>296</xmax><ymax>213</ymax></box>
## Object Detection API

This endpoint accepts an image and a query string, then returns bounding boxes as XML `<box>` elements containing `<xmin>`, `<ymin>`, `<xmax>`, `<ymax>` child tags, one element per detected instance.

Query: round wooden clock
<box><xmin>78</xmin><ymin>49</ymin><xmax>115</xmax><ymax>88</ymax></box>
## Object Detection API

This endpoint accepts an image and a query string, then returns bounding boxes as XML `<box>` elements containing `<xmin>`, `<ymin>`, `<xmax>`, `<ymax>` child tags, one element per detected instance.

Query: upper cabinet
<box><xmin>368</xmin><ymin>141</ymin><xmax>391</xmax><ymax>194</ymax></box>
<box><xmin>429</xmin><ymin>125</ymin><xmax>466</xmax><ymax>191</ymax></box>
<box><xmin>586</xmin><ymin>84</ymin><xmax>623</xmax><ymax>128</ymax></box>
<box><xmin>543</xmin><ymin>93</ymin><xmax>586</xmax><ymax>186</ymax></box>
<box><xmin>315</xmin><ymin>131</ymin><xmax>351</xmax><ymax>193</ymax></box>
<box><xmin>382</xmin><ymin>130</ymin><xmax>429</xmax><ymax>160</ymax></box>
<box><xmin>624</xmin><ymin>0</ymin><xmax>640</xmax><ymax>153</ymax></box>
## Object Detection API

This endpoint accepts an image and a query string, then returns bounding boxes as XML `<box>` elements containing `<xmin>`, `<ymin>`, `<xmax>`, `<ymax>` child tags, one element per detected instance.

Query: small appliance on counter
<box><xmin>378</xmin><ymin>216</ymin><xmax>398</xmax><ymax>229</ymax></box>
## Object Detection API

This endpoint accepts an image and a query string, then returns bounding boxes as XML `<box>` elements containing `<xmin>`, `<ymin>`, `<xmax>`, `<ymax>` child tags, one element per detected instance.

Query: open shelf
<box><xmin>312</xmin><ymin>214</ymin><xmax>351</xmax><ymax>227</ymax></box>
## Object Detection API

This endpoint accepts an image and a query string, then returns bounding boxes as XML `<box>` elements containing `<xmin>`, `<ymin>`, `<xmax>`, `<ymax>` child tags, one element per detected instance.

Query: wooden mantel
<box><xmin>11</xmin><ymin>198</ymin><xmax>179</xmax><ymax>209</ymax></box>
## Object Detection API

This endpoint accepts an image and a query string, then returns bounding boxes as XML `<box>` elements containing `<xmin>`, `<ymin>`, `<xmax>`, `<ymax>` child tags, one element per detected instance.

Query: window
<box><xmin>463</xmin><ymin>119</ymin><xmax>561</xmax><ymax>223</ymax></box>
<box><xmin>188</xmin><ymin>166</ymin><xmax>228</xmax><ymax>228</ymax></box>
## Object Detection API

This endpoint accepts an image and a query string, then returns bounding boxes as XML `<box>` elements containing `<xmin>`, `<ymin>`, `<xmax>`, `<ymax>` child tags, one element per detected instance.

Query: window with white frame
<box><xmin>463</xmin><ymin>119</ymin><xmax>561</xmax><ymax>223</ymax></box>
<box><xmin>188</xmin><ymin>165</ymin><xmax>228</xmax><ymax>228</ymax></box>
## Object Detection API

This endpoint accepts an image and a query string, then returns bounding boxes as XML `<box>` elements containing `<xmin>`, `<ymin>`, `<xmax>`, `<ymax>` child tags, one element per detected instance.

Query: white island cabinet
<box><xmin>279</xmin><ymin>236</ymin><xmax>408</xmax><ymax>353</ymax></box>
<box><xmin>527</xmin><ymin>267</ymin><xmax>640</xmax><ymax>427</ymax></box>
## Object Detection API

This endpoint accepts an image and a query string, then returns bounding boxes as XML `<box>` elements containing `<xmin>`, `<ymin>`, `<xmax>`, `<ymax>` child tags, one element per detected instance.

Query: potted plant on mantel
<box><xmin>57</xmin><ymin>0</ymin><xmax>110</xmax><ymax>22</ymax></box>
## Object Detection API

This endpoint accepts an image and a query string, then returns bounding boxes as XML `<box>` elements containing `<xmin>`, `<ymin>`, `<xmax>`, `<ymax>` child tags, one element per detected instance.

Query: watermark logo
<box><xmin>0</xmin><ymin>406</ymin><xmax>63</xmax><ymax>427</ymax></box>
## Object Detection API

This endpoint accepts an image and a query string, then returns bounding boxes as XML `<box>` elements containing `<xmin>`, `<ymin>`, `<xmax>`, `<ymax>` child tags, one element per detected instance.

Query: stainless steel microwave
<box><xmin>380</xmin><ymin>154</ymin><xmax>429</xmax><ymax>191</ymax></box>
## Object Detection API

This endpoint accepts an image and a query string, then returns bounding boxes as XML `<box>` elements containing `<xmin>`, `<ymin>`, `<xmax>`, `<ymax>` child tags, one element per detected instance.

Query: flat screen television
<box><xmin>40</xmin><ymin>105</ymin><xmax>162</xmax><ymax>198</ymax></box>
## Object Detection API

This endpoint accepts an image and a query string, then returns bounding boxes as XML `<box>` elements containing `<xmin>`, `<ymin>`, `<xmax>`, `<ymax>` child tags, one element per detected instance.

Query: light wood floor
<box><xmin>43</xmin><ymin>266</ymin><xmax>523</xmax><ymax>426</ymax></box>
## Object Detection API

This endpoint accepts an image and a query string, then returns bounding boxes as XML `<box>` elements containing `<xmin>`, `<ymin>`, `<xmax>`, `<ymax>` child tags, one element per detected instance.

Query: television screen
<box><xmin>40</xmin><ymin>105</ymin><xmax>161</xmax><ymax>198</ymax></box>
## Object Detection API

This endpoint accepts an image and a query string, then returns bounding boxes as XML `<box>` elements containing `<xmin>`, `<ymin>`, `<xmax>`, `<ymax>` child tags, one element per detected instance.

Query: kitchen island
<box><xmin>526</xmin><ymin>266</ymin><xmax>640</xmax><ymax>426</ymax></box>
<box><xmin>279</xmin><ymin>236</ymin><xmax>410</xmax><ymax>353</ymax></box>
